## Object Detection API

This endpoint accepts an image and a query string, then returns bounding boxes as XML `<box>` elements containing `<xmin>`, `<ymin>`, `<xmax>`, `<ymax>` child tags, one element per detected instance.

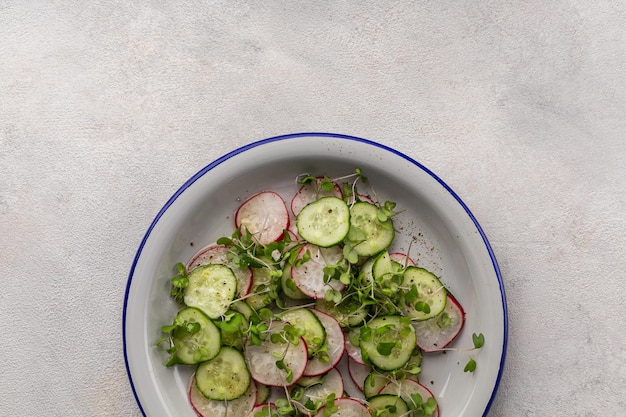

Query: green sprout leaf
<box><xmin>376</xmin><ymin>341</ymin><xmax>397</xmax><ymax>356</ymax></box>
<box><xmin>464</xmin><ymin>358</ymin><xmax>477</xmax><ymax>373</ymax></box>
<box><xmin>473</xmin><ymin>333</ymin><xmax>485</xmax><ymax>349</ymax></box>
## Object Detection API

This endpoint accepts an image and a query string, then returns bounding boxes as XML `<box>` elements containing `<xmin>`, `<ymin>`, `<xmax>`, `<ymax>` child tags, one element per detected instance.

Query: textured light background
<box><xmin>1</xmin><ymin>1</ymin><xmax>625</xmax><ymax>416</ymax></box>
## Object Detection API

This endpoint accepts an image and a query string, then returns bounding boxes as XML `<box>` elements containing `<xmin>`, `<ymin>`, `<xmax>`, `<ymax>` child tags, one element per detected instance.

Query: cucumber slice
<box><xmin>296</xmin><ymin>196</ymin><xmax>350</xmax><ymax>247</ymax></box>
<box><xmin>189</xmin><ymin>372</ymin><xmax>257</xmax><ymax>417</ymax></box>
<box><xmin>195</xmin><ymin>346</ymin><xmax>251</xmax><ymax>401</ymax></box>
<box><xmin>165</xmin><ymin>307</ymin><xmax>221</xmax><ymax>366</ymax></box>
<box><xmin>218</xmin><ymin>310</ymin><xmax>247</xmax><ymax>350</ymax></box>
<box><xmin>379</xmin><ymin>379</ymin><xmax>439</xmax><ymax>417</ymax></box>
<box><xmin>253</xmin><ymin>381</ymin><xmax>272</xmax><ymax>405</ymax></box>
<box><xmin>401</xmin><ymin>267</ymin><xmax>447</xmax><ymax>321</ymax></box>
<box><xmin>315</xmin><ymin>297</ymin><xmax>368</xmax><ymax>329</ymax></box>
<box><xmin>279</xmin><ymin>307</ymin><xmax>326</xmax><ymax>356</ymax></box>
<box><xmin>186</xmin><ymin>243</ymin><xmax>253</xmax><ymax>297</ymax></box>
<box><xmin>291</xmin><ymin>177</ymin><xmax>343</xmax><ymax>216</ymax></box>
<box><xmin>246</xmin><ymin>267</ymin><xmax>278</xmax><ymax>310</ymax></box>
<box><xmin>184</xmin><ymin>264</ymin><xmax>237</xmax><ymax>319</ymax></box>
<box><xmin>372</xmin><ymin>250</ymin><xmax>404</xmax><ymax>287</ymax></box>
<box><xmin>346</xmin><ymin>201</ymin><xmax>394</xmax><ymax>257</ymax></box>
<box><xmin>280</xmin><ymin>258</ymin><xmax>310</xmax><ymax>300</ymax></box>
<box><xmin>368</xmin><ymin>394</ymin><xmax>409</xmax><ymax>417</ymax></box>
<box><xmin>303</xmin><ymin>309</ymin><xmax>345</xmax><ymax>376</ymax></box>
<box><xmin>363</xmin><ymin>370</ymin><xmax>389</xmax><ymax>398</ymax></box>
<box><xmin>359</xmin><ymin>315</ymin><xmax>416</xmax><ymax>371</ymax></box>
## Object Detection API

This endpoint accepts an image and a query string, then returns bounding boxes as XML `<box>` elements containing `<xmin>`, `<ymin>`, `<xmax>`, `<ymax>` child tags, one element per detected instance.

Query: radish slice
<box><xmin>314</xmin><ymin>397</ymin><xmax>371</xmax><ymax>417</ymax></box>
<box><xmin>347</xmin><ymin>357</ymin><xmax>371</xmax><ymax>392</ymax></box>
<box><xmin>246</xmin><ymin>403</ymin><xmax>277</xmax><ymax>417</ymax></box>
<box><xmin>303</xmin><ymin>309</ymin><xmax>345</xmax><ymax>376</ymax></box>
<box><xmin>235</xmin><ymin>191</ymin><xmax>290</xmax><ymax>245</ymax></box>
<box><xmin>347</xmin><ymin>193</ymin><xmax>376</xmax><ymax>205</ymax></box>
<box><xmin>389</xmin><ymin>252</ymin><xmax>416</xmax><ymax>268</ymax></box>
<box><xmin>344</xmin><ymin>329</ymin><xmax>364</xmax><ymax>365</ymax></box>
<box><xmin>413</xmin><ymin>293</ymin><xmax>465</xmax><ymax>352</ymax></box>
<box><xmin>244</xmin><ymin>321</ymin><xmax>308</xmax><ymax>387</ymax></box>
<box><xmin>291</xmin><ymin>244</ymin><xmax>345</xmax><ymax>299</ymax></box>
<box><xmin>186</xmin><ymin>244</ymin><xmax>253</xmax><ymax>297</ymax></box>
<box><xmin>296</xmin><ymin>368</ymin><xmax>344</xmax><ymax>415</ymax></box>
<box><xmin>189</xmin><ymin>374</ymin><xmax>256</xmax><ymax>417</ymax></box>
<box><xmin>291</xmin><ymin>178</ymin><xmax>343</xmax><ymax>216</ymax></box>
<box><xmin>379</xmin><ymin>379</ymin><xmax>439</xmax><ymax>417</ymax></box>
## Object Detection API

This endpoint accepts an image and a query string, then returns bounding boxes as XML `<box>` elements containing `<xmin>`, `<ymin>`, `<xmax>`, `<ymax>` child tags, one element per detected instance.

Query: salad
<box><xmin>156</xmin><ymin>169</ymin><xmax>484</xmax><ymax>417</ymax></box>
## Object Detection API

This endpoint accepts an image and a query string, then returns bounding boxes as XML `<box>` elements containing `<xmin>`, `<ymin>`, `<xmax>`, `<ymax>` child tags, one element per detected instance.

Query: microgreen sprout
<box><xmin>169</xmin><ymin>262</ymin><xmax>188</xmax><ymax>302</ymax></box>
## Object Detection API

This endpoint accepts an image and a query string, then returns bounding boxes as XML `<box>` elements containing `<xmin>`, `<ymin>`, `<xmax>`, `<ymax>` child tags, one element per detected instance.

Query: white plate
<box><xmin>123</xmin><ymin>133</ymin><xmax>507</xmax><ymax>417</ymax></box>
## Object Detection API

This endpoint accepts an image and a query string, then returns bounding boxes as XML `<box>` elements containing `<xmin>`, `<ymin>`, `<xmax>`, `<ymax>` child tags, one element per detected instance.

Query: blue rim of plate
<box><xmin>123</xmin><ymin>132</ymin><xmax>508</xmax><ymax>417</ymax></box>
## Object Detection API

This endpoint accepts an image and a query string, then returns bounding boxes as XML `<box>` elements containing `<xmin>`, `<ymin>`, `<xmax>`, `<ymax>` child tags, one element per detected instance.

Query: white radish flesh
<box><xmin>413</xmin><ymin>293</ymin><xmax>465</xmax><ymax>352</ymax></box>
<box><xmin>235</xmin><ymin>191</ymin><xmax>290</xmax><ymax>245</ymax></box>
<box><xmin>303</xmin><ymin>309</ymin><xmax>345</xmax><ymax>376</ymax></box>
<box><xmin>291</xmin><ymin>244</ymin><xmax>345</xmax><ymax>299</ymax></box>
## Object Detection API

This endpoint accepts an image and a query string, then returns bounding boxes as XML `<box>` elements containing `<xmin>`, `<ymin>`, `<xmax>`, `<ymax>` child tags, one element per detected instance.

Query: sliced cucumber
<box><xmin>401</xmin><ymin>267</ymin><xmax>447</xmax><ymax>321</ymax></box>
<box><xmin>246</xmin><ymin>267</ymin><xmax>278</xmax><ymax>310</ymax></box>
<box><xmin>165</xmin><ymin>307</ymin><xmax>221</xmax><ymax>366</ymax></box>
<box><xmin>314</xmin><ymin>297</ymin><xmax>368</xmax><ymax>329</ymax></box>
<box><xmin>372</xmin><ymin>250</ymin><xmax>404</xmax><ymax>290</ymax></box>
<box><xmin>303</xmin><ymin>309</ymin><xmax>345</xmax><ymax>377</ymax></box>
<box><xmin>253</xmin><ymin>381</ymin><xmax>271</xmax><ymax>405</ymax></box>
<box><xmin>346</xmin><ymin>201</ymin><xmax>394</xmax><ymax>257</ymax></box>
<box><xmin>368</xmin><ymin>394</ymin><xmax>409</xmax><ymax>417</ymax></box>
<box><xmin>363</xmin><ymin>370</ymin><xmax>389</xmax><ymax>399</ymax></box>
<box><xmin>280</xmin><ymin>257</ymin><xmax>309</xmax><ymax>300</ymax></box>
<box><xmin>189</xmin><ymin>372</ymin><xmax>256</xmax><ymax>417</ymax></box>
<box><xmin>279</xmin><ymin>307</ymin><xmax>326</xmax><ymax>356</ymax></box>
<box><xmin>379</xmin><ymin>379</ymin><xmax>438</xmax><ymax>417</ymax></box>
<box><xmin>195</xmin><ymin>346</ymin><xmax>251</xmax><ymax>401</ymax></box>
<box><xmin>296</xmin><ymin>196</ymin><xmax>350</xmax><ymax>247</ymax></box>
<box><xmin>359</xmin><ymin>315</ymin><xmax>416</xmax><ymax>371</ymax></box>
<box><xmin>184</xmin><ymin>264</ymin><xmax>237</xmax><ymax>319</ymax></box>
<box><xmin>218</xmin><ymin>310</ymin><xmax>247</xmax><ymax>351</ymax></box>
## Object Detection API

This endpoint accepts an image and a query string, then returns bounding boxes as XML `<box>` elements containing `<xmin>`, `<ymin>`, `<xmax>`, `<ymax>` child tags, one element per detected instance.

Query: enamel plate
<box><xmin>123</xmin><ymin>132</ymin><xmax>507</xmax><ymax>417</ymax></box>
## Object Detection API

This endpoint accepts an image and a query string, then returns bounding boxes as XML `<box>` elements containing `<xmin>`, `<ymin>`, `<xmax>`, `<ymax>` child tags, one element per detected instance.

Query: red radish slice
<box><xmin>389</xmin><ymin>252</ymin><xmax>416</xmax><ymax>268</ymax></box>
<box><xmin>244</xmin><ymin>321</ymin><xmax>308</xmax><ymax>387</ymax></box>
<box><xmin>314</xmin><ymin>397</ymin><xmax>371</xmax><ymax>417</ymax></box>
<box><xmin>235</xmin><ymin>191</ymin><xmax>290</xmax><ymax>245</ymax></box>
<box><xmin>189</xmin><ymin>373</ymin><xmax>256</xmax><ymax>417</ymax></box>
<box><xmin>291</xmin><ymin>178</ymin><xmax>343</xmax><ymax>216</ymax></box>
<box><xmin>347</xmin><ymin>193</ymin><xmax>376</xmax><ymax>205</ymax></box>
<box><xmin>291</xmin><ymin>244</ymin><xmax>345</xmax><ymax>299</ymax></box>
<box><xmin>303</xmin><ymin>309</ymin><xmax>345</xmax><ymax>376</ymax></box>
<box><xmin>379</xmin><ymin>379</ymin><xmax>439</xmax><ymax>417</ymax></box>
<box><xmin>296</xmin><ymin>367</ymin><xmax>344</xmax><ymax>415</ymax></box>
<box><xmin>345</xmin><ymin>329</ymin><xmax>364</xmax><ymax>365</ymax></box>
<box><xmin>413</xmin><ymin>293</ymin><xmax>465</xmax><ymax>352</ymax></box>
<box><xmin>347</xmin><ymin>357</ymin><xmax>371</xmax><ymax>392</ymax></box>
<box><xmin>186</xmin><ymin>244</ymin><xmax>253</xmax><ymax>297</ymax></box>
<box><xmin>246</xmin><ymin>403</ymin><xmax>277</xmax><ymax>417</ymax></box>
